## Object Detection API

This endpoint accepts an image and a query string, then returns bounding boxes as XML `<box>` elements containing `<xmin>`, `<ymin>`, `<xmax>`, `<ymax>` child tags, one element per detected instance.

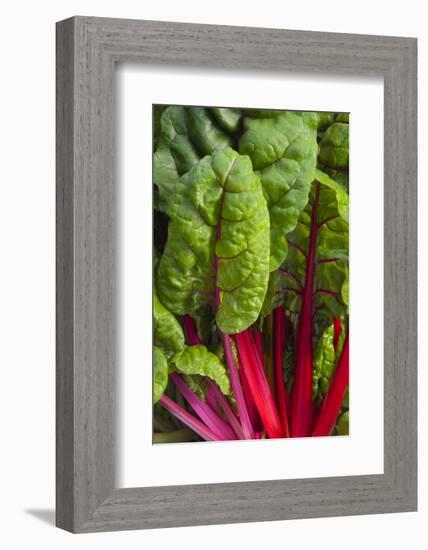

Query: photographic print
<box><xmin>55</xmin><ymin>17</ymin><xmax>417</xmax><ymax>531</ymax></box>
<box><xmin>153</xmin><ymin>105</ymin><xmax>349</xmax><ymax>444</ymax></box>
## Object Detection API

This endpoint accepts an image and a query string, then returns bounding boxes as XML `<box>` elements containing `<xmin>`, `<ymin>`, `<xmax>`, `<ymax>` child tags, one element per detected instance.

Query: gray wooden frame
<box><xmin>56</xmin><ymin>16</ymin><xmax>417</xmax><ymax>533</ymax></box>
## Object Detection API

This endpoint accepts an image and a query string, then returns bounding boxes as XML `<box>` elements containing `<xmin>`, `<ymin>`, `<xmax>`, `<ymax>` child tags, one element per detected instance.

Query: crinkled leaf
<box><xmin>239</xmin><ymin>111</ymin><xmax>316</xmax><ymax>171</ymax></box>
<box><xmin>209</xmin><ymin>107</ymin><xmax>241</xmax><ymax>133</ymax></box>
<box><xmin>157</xmin><ymin>147</ymin><xmax>270</xmax><ymax>334</ymax></box>
<box><xmin>239</xmin><ymin>111</ymin><xmax>318</xmax><ymax>271</ymax></box>
<box><xmin>153</xmin><ymin>106</ymin><xmax>233</xmax><ymax>214</ymax></box>
<box><xmin>185</xmin><ymin>107</ymin><xmax>233</xmax><ymax>155</ymax></box>
<box><xmin>169</xmin><ymin>345</ymin><xmax>230</xmax><ymax>395</ymax></box>
<box><xmin>153</xmin><ymin>346</ymin><xmax>168</xmax><ymax>403</ymax></box>
<box><xmin>319</xmin><ymin>122</ymin><xmax>349</xmax><ymax>169</ymax></box>
<box><xmin>153</xmin><ymin>139</ymin><xmax>182</xmax><ymax>213</ymax></box>
<box><xmin>154</xmin><ymin>291</ymin><xmax>185</xmax><ymax>358</ymax></box>
<box><xmin>157</xmin><ymin>106</ymin><xmax>201</xmax><ymax>174</ymax></box>
<box><xmin>153</xmin><ymin>107</ymin><xmax>197</xmax><ymax>215</ymax></box>
<box><xmin>317</xmin><ymin>112</ymin><xmax>336</xmax><ymax>131</ymax></box>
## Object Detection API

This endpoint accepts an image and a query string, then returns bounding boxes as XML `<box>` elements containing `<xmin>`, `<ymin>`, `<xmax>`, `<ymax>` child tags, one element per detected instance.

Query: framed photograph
<box><xmin>56</xmin><ymin>16</ymin><xmax>417</xmax><ymax>532</ymax></box>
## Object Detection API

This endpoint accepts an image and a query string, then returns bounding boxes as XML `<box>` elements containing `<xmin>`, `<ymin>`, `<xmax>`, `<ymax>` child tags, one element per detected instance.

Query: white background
<box><xmin>0</xmin><ymin>1</ymin><xmax>425</xmax><ymax>549</ymax></box>
<box><xmin>118</xmin><ymin>67</ymin><xmax>384</xmax><ymax>487</ymax></box>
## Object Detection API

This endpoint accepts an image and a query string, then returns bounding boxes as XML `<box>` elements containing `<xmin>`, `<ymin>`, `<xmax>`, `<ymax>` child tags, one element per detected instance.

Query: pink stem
<box><xmin>183</xmin><ymin>314</ymin><xmax>202</xmax><ymax>345</ymax></box>
<box><xmin>159</xmin><ymin>395</ymin><xmax>221</xmax><ymax>442</ymax></box>
<box><xmin>235</xmin><ymin>331</ymin><xmax>283</xmax><ymax>439</ymax></box>
<box><xmin>221</xmin><ymin>333</ymin><xmax>255</xmax><ymax>439</ymax></box>
<box><xmin>252</xmin><ymin>330</ymin><xmax>264</xmax><ymax>365</ymax></box>
<box><xmin>291</xmin><ymin>182</ymin><xmax>320</xmax><ymax>437</ymax></box>
<box><xmin>312</xmin><ymin>333</ymin><xmax>349</xmax><ymax>437</ymax></box>
<box><xmin>205</xmin><ymin>384</ymin><xmax>218</xmax><ymax>410</ymax></box>
<box><xmin>212</xmin><ymin>188</ymin><xmax>254</xmax><ymax>440</ymax></box>
<box><xmin>182</xmin><ymin>314</ymin><xmax>244</xmax><ymax>438</ymax></box>
<box><xmin>206</xmin><ymin>380</ymin><xmax>245</xmax><ymax>439</ymax></box>
<box><xmin>238</xmin><ymin>348</ymin><xmax>263</xmax><ymax>432</ymax></box>
<box><xmin>333</xmin><ymin>318</ymin><xmax>342</xmax><ymax>352</ymax></box>
<box><xmin>171</xmin><ymin>373</ymin><xmax>237</xmax><ymax>440</ymax></box>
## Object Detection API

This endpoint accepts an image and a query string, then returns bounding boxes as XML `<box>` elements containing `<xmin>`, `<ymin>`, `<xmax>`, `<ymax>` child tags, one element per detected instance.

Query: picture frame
<box><xmin>56</xmin><ymin>16</ymin><xmax>417</xmax><ymax>533</ymax></box>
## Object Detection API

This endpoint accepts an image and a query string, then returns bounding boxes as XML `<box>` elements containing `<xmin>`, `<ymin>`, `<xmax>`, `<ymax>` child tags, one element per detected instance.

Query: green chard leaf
<box><xmin>153</xmin><ymin>291</ymin><xmax>185</xmax><ymax>358</ymax></box>
<box><xmin>153</xmin><ymin>105</ymin><xmax>167</xmax><ymax>150</ymax></box>
<box><xmin>238</xmin><ymin>111</ymin><xmax>318</xmax><ymax>271</ymax></box>
<box><xmin>318</xmin><ymin>164</ymin><xmax>349</xmax><ymax>196</ymax></box>
<box><xmin>314</xmin><ymin>168</ymin><xmax>349</xmax><ymax>223</ymax></box>
<box><xmin>313</xmin><ymin>324</ymin><xmax>336</xmax><ymax>401</ymax></box>
<box><xmin>153</xmin><ymin>106</ymin><xmax>234</xmax><ymax>214</ymax></box>
<box><xmin>335</xmin><ymin>112</ymin><xmax>350</xmax><ymax>123</ymax></box>
<box><xmin>319</xmin><ymin>122</ymin><xmax>349</xmax><ymax>170</ymax></box>
<box><xmin>243</xmin><ymin>108</ymin><xmax>284</xmax><ymax>119</ymax></box>
<box><xmin>265</xmin><ymin>170</ymin><xmax>349</xmax><ymax>330</ymax></box>
<box><xmin>209</xmin><ymin>107</ymin><xmax>242</xmax><ymax>133</ymax></box>
<box><xmin>169</xmin><ymin>345</ymin><xmax>230</xmax><ymax>395</ymax></box>
<box><xmin>318</xmin><ymin>117</ymin><xmax>349</xmax><ymax>185</ymax></box>
<box><xmin>185</xmin><ymin>107</ymin><xmax>233</xmax><ymax>155</ymax></box>
<box><xmin>156</xmin><ymin>147</ymin><xmax>270</xmax><ymax>334</ymax></box>
<box><xmin>153</xmin><ymin>346</ymin><xmax>168</xmax><ymax>403</ymax></box>
<box><xmin>317</xmin><ymin>112</ymin><xmax>337</xmax><ymax>131</ymax></box>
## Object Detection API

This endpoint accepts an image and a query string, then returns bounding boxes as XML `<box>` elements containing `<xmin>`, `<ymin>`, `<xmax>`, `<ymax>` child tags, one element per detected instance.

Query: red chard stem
<box><xmin>222</xmin><ymin>333</ymin><xmax>255</xmax><ymax>440</ymax></box>
<box><xmin>159</xmin><ymin>395</ymin><xmax>221</xmax><ymax>442</ymax></box>
<box><xmin>312</xmin><ymin>333</ymin><xmax>349</xmax><ymax>437</ymax></box>
<box><xmin>252</xmin><ymin>330</ymin><xmax>264</xmax><ymax>365</ymax></box>
<box><xmin>183</xmin><ymin>314</ymin><xmax>202</xmax><ymax>345</ymax></box>
<box><xmin>171</xmin><ymin>373</ymin><xmax>237</xmax><ymax>440</ymax></box>
<box><xmin>291</xmin><ymin>182</ymin><xmax>320</xmax><ymax>437</ymax></box>
<box><xmin>238</xmin><ymin>352</ymin><xmax>263</xmax><ymax>432</ymax></box>
<box><xmin>206</xmin><ymin>380</ymin><xmax>245</xmax><ymax>439</ymax></box>
<box><xmin>333</xmin><ymin>318</ymin><xmax>342</xmax><ymax>352</ymax></box>
<box><xmin>213</xmin><ymin>187</ymin><xmax>254</xmax><ymax>440</ymax></box>
<box><xmin>235</xmin><ymin>331</ymin><xmax>283</xmax><ymax>439</ymax></box>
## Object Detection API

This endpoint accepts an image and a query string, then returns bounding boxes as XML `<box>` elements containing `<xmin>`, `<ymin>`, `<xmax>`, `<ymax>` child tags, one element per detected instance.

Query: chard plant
<box><xmin>152</xmin><ymin>105</ymin><xmax>349</xmax><ymax>442</ymax></box>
